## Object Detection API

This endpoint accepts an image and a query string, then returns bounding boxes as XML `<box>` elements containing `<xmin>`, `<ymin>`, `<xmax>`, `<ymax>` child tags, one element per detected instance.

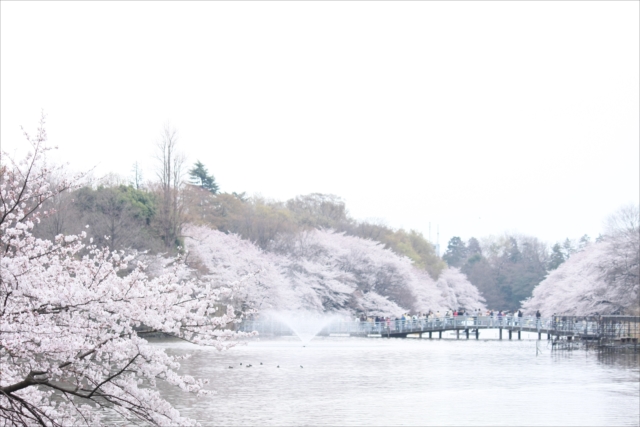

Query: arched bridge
<box><xmin>240</xmin><ymin>315</ymin><xmax>640</xmax><ymax>342</ymax></box>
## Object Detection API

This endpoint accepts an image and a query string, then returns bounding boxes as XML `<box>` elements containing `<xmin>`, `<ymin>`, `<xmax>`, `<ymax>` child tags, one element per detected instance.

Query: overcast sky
<box><xmin>2</xmin><ymin>1</ymin><xmax>638</xmax><ymax>250</ymax></box>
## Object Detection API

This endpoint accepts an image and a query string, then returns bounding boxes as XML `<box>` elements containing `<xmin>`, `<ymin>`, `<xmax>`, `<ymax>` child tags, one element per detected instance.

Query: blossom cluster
<box><xmin>184</xmin><ymin>225</ymin><xmax>487</xmax><ymax>316</ymax></box>
<box><xmin>1</xmin><ymin>121</ymin><xmax>251</xmax><ymax>426</ymax></box>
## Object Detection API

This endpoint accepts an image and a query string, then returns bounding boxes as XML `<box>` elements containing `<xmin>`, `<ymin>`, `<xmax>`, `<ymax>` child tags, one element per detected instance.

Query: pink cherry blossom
<box><xmin>1</xmin><ymin>120</ymin><xmax>253</xmax><ymax>426</ymax></box>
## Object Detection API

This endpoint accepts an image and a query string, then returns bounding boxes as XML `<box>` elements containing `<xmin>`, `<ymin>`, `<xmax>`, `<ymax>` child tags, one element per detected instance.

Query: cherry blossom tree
<box><xmin>1</xmin><ymin>119</ymin><xmax>251</xmax><ymax>426</ymax></box>
<box><xmin>522</xmin><ymin>205</ymin><xmax>639</xmax><ymax>316</ymax></box>
<box><xmin>183</xmin><ymin>225</ymin><xmax>299</xmax><ymax>312</ymax></box>
<box><xmin>185</xmin><ymin>227</ymin><xmax>419</xmax><ymax>315</ymax></box>
<box><xmin>274</xmin><ymin>229</ymin><xmax>418</xmax><ymax>315</ymax></box>
<box><xmin>435</xmin><ymin>267</ymin><xmax>486</xmax><ymax>312</ymax></box>
<box><xmin>277</xmin><ymin>230</ymin><xmax>488</xmax><ymax>315</ymax></box>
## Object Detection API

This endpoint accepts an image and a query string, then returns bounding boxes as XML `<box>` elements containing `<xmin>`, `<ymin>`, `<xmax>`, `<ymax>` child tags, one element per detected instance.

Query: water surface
<box><xmin>153</xmin><ymin>337</ymin><xmax>640</xmax><ymax>426</ymax></box>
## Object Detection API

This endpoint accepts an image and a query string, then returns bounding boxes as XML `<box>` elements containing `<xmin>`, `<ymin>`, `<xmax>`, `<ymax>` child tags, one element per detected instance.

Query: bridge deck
<box><xmin>240</xmin><ymin>316</ymin><xmax>640</xmax><ymax>341</ymax></box>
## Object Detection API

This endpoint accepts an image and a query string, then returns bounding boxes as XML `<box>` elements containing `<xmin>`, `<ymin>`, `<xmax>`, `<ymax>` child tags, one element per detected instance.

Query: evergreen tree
<box><xmin>578</xmin><ymin>234</ymin><xmax>591</xmax><ymax>249</ymax></box>
<box><xmin>506</xmin><ymin>237</ymin><xmax>522</xmax><ymax>263</ymax></box>
<box><xmin>443</xmin><ymin>236</ymin><xmax>468</xmax><ymax>268</ymax></box>
<box><xmin>189</xmin><ymin>160</ymin><xmax>219</xmax><ymax>194</ymax></box>
<box><xmin>467</xmin><ymin>237</ymin><xmax>482</xmax><ymax>257</ymax></box>
<box><xmin>232</xmin><ymin>191</ymin><xmax>248</xmax><ymax>202</ymax></box>
<box><xmin>548</xmin><ymin>243</ymin><xmax>566</xmax><ymax>270</ymax></box>
<box><xmin>562</xmin><ymin>237</ymin><xmax>575</xmax><ymax>259</ymax></box>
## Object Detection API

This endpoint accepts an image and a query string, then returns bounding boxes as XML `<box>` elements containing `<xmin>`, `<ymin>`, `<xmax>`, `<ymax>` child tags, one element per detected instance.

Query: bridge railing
<box><xmin>343</xmin><ymin>316</ymin><xmax>548</xmax><ymax>334</ymax></box>
<box><xmin>238</xmin><ymin>316</ymin><xmax>639</xmax><ymax>338</ymax></box>
<box><xmin>237</xmin><ymin>316</ymin><xmax>549</xmax><ymax>335</ymax></box>
<box><xmin>546</xmin><ymin>316</ymin><xmax>640</xmax><ymax>340</ymax></box>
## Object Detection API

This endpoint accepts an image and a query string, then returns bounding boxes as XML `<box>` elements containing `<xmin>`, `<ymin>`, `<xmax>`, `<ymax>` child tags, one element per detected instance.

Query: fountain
<box><xmin>269</xmin><ymin>310</ymin><xmax>338</xmax><ymax>345</ymax></box>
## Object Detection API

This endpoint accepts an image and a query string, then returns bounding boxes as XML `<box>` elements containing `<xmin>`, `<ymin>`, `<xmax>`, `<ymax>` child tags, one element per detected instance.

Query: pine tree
<box><xmin>189</xmin><ymin>160</ymin><xmax>219</xmax><ymax>194</ymax></box>
<box><xmin>562</xmin><ymin>238</ymin><xmax>575</xmax><ymax>259</ymax></box>
<box><xmin>443</xmin><ymin>236</ymin><xmax>468</xmax><ymax>268</ymax></box>
<box><xmin>548</xmin><ymin>243</ymin><xmax>566</xmax><ymax>270</ymax></box>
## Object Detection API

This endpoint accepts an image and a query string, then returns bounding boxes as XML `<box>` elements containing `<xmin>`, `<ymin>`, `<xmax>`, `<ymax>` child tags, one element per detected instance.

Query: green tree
<box><xmin>72</xmin><ymin>185</ymin><xmax>162</xmax><ymax>252</ymax></box>
<box><xmin>189</xmin><ymin>160</ymin><xmax>219</xmax><ymax>194</ymax></box>
<box><xmin>562</xmin><ymin>237</ymin><xmax>576</xmax><ymax>259</ymax></box>
<box><xmin>548</xmin><ymin>243</ymin><xmax>566</xmax><ymax>270</ymax></box>
<box><xmin>578</xmin><ymin>234</ymin><xmax>591</xmax><ymax>249</ymax></box>
<box><xmin>467</xmin><ymin>237</ymin><xmax>482</xmax><ymax>257</ymax></box>
<box><xmin>443</xmin><ymin>236</ymin><xmax>468</xmax><ymax>268</ymax></box>
<box><xmin>506</xmin><ymin>237</ymin><xmax>522</xmax><ymax>263</ymax></box>
<box><xmin>461</xmin><ymin>234</ymin><xmax>548</xmax><ymax>310</ymax></box>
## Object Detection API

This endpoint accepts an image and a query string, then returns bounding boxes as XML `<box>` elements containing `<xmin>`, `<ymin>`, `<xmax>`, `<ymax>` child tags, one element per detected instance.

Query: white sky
<box><xmin>2</xmin><ymin>1</ymin><xmax>638</xmax><ymax>249</ymax></box>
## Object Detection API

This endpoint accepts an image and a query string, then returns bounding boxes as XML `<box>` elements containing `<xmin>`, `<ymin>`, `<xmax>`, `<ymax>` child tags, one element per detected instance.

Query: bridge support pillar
<box><xmin>429</xmin><ymin>331</ymin><xmax>432</xmax><ymax>339</ymax></box>
<box><xmin>508</xmin><ymin>330</ymin><xmax>512</xmax><ymax>340</ymax></box>
<box><xmin>456</xmin><ymin>330</ymin><xmax>460</xmax><ymax>340</ymax></box>
<box><xmin>476</xmin><ymin>329</ymin><xmax>479</xmax><ymax>339</ymax></box>
<box><xmin>466</xmin><ymin>329</ymin><xmax>469</xmax><ymax>339</ymax></box>
<box><xmin>438</xmin><ymin>331</ymin><xmax>442</xmax><ymax>339</ymax></box>
<box><xmin>518</xmin><ymin>331</ymin><xmax>521</xmax><ymax>340</ymax></box>
<box><xmin>499</xmin><ymin>329</ymin><xmax>503</xmax><ymax>340</ymax></box>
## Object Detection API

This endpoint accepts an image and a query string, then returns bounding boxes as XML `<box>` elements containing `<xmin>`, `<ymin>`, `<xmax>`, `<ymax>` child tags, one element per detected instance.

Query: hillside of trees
<box><xmin>29</xmin><ymin>124</ymin><xmax>479</xmax><ymax>316</ymax></box>
<box><xmin>29</xmin><ymin>124</ymin><xmax>638</xmax><ymax>315</ymax></box>
<box><xmin>441</xmin><ymin>207</ymin><xmax>638</xmax><ymax>314</ymax></box>
<box><xmin>184</xmin><ymin>226</ymin><xmax>485</xmax><ymax>316</ymax></box>
<box><xmin>442</xmin><ymin>234</ymin><xmax>549</xmax><ymax>311</ymax></box>
<box><xmin>32</xmin><ymin>184</ymin><xmax>481</xmax><ymax>315</ymax></box>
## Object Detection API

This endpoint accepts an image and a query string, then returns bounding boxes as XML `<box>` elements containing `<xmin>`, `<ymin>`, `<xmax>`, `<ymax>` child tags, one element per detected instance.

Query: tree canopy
<box><xmin>0</xmin><ymin>122</ymin><xmax>251</xmax><ymax>425</ymax></box>
<box><xmin>442</xmin><ymin>234</ymin><xmax>549</xmax><ymax>310</ymax></box>
<box><xmin>522</xmin><ymin>205</ymin><xmax>639</xmax><ymax>316</ymax></box>
<box><xmin>188</xmin><ymin>160</ymin><xmax>219</xmax><ymax>194</ymax></box>
<box><xmin>185</xmin><ymin>225</ymin><xmax>486</xmax><ymax>316</ymax></box>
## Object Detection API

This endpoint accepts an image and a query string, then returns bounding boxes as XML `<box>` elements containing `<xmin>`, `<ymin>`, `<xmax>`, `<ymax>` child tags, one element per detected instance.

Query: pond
<box><xmin>153</xmin><ymin>336</ymin><xmax>640</xmax><ymax>426</ymax></box>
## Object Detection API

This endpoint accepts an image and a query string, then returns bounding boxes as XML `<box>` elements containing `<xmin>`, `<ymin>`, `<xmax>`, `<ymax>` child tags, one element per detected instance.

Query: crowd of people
<box><xmin>354</xmin><ymin>309</ymin><xmax>532</xmax><ymax>329</ymax></box>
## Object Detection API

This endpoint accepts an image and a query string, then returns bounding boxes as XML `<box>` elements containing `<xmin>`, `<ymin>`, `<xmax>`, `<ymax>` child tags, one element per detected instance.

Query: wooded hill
<box><xmin>33</xmin><ymin>186</ymin><xmax>446</xmax><ymax>278</ymax></box>
<box><xmin>29</xmin><ymin>124</ymin><xmax>638</xmax><ymax>314</ymax></box>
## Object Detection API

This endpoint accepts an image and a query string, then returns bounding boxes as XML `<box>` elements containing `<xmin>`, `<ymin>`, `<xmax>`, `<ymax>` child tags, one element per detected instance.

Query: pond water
<box><xmin>153</xmin><ymin>335</ymin><xmax>640</xmax><ymax>426</ymax></box>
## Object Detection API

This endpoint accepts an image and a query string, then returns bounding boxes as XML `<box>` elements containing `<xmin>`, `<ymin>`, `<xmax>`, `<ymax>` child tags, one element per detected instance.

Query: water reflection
<box><xmin>152</xmin><ymin>337</ymin><xmax>640</xmax><ymax>426</ymax></box>
<box><xmin>596</xmin><ymin>352</ymin><xmax>640</xmax><ymax>370</ymax></box>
